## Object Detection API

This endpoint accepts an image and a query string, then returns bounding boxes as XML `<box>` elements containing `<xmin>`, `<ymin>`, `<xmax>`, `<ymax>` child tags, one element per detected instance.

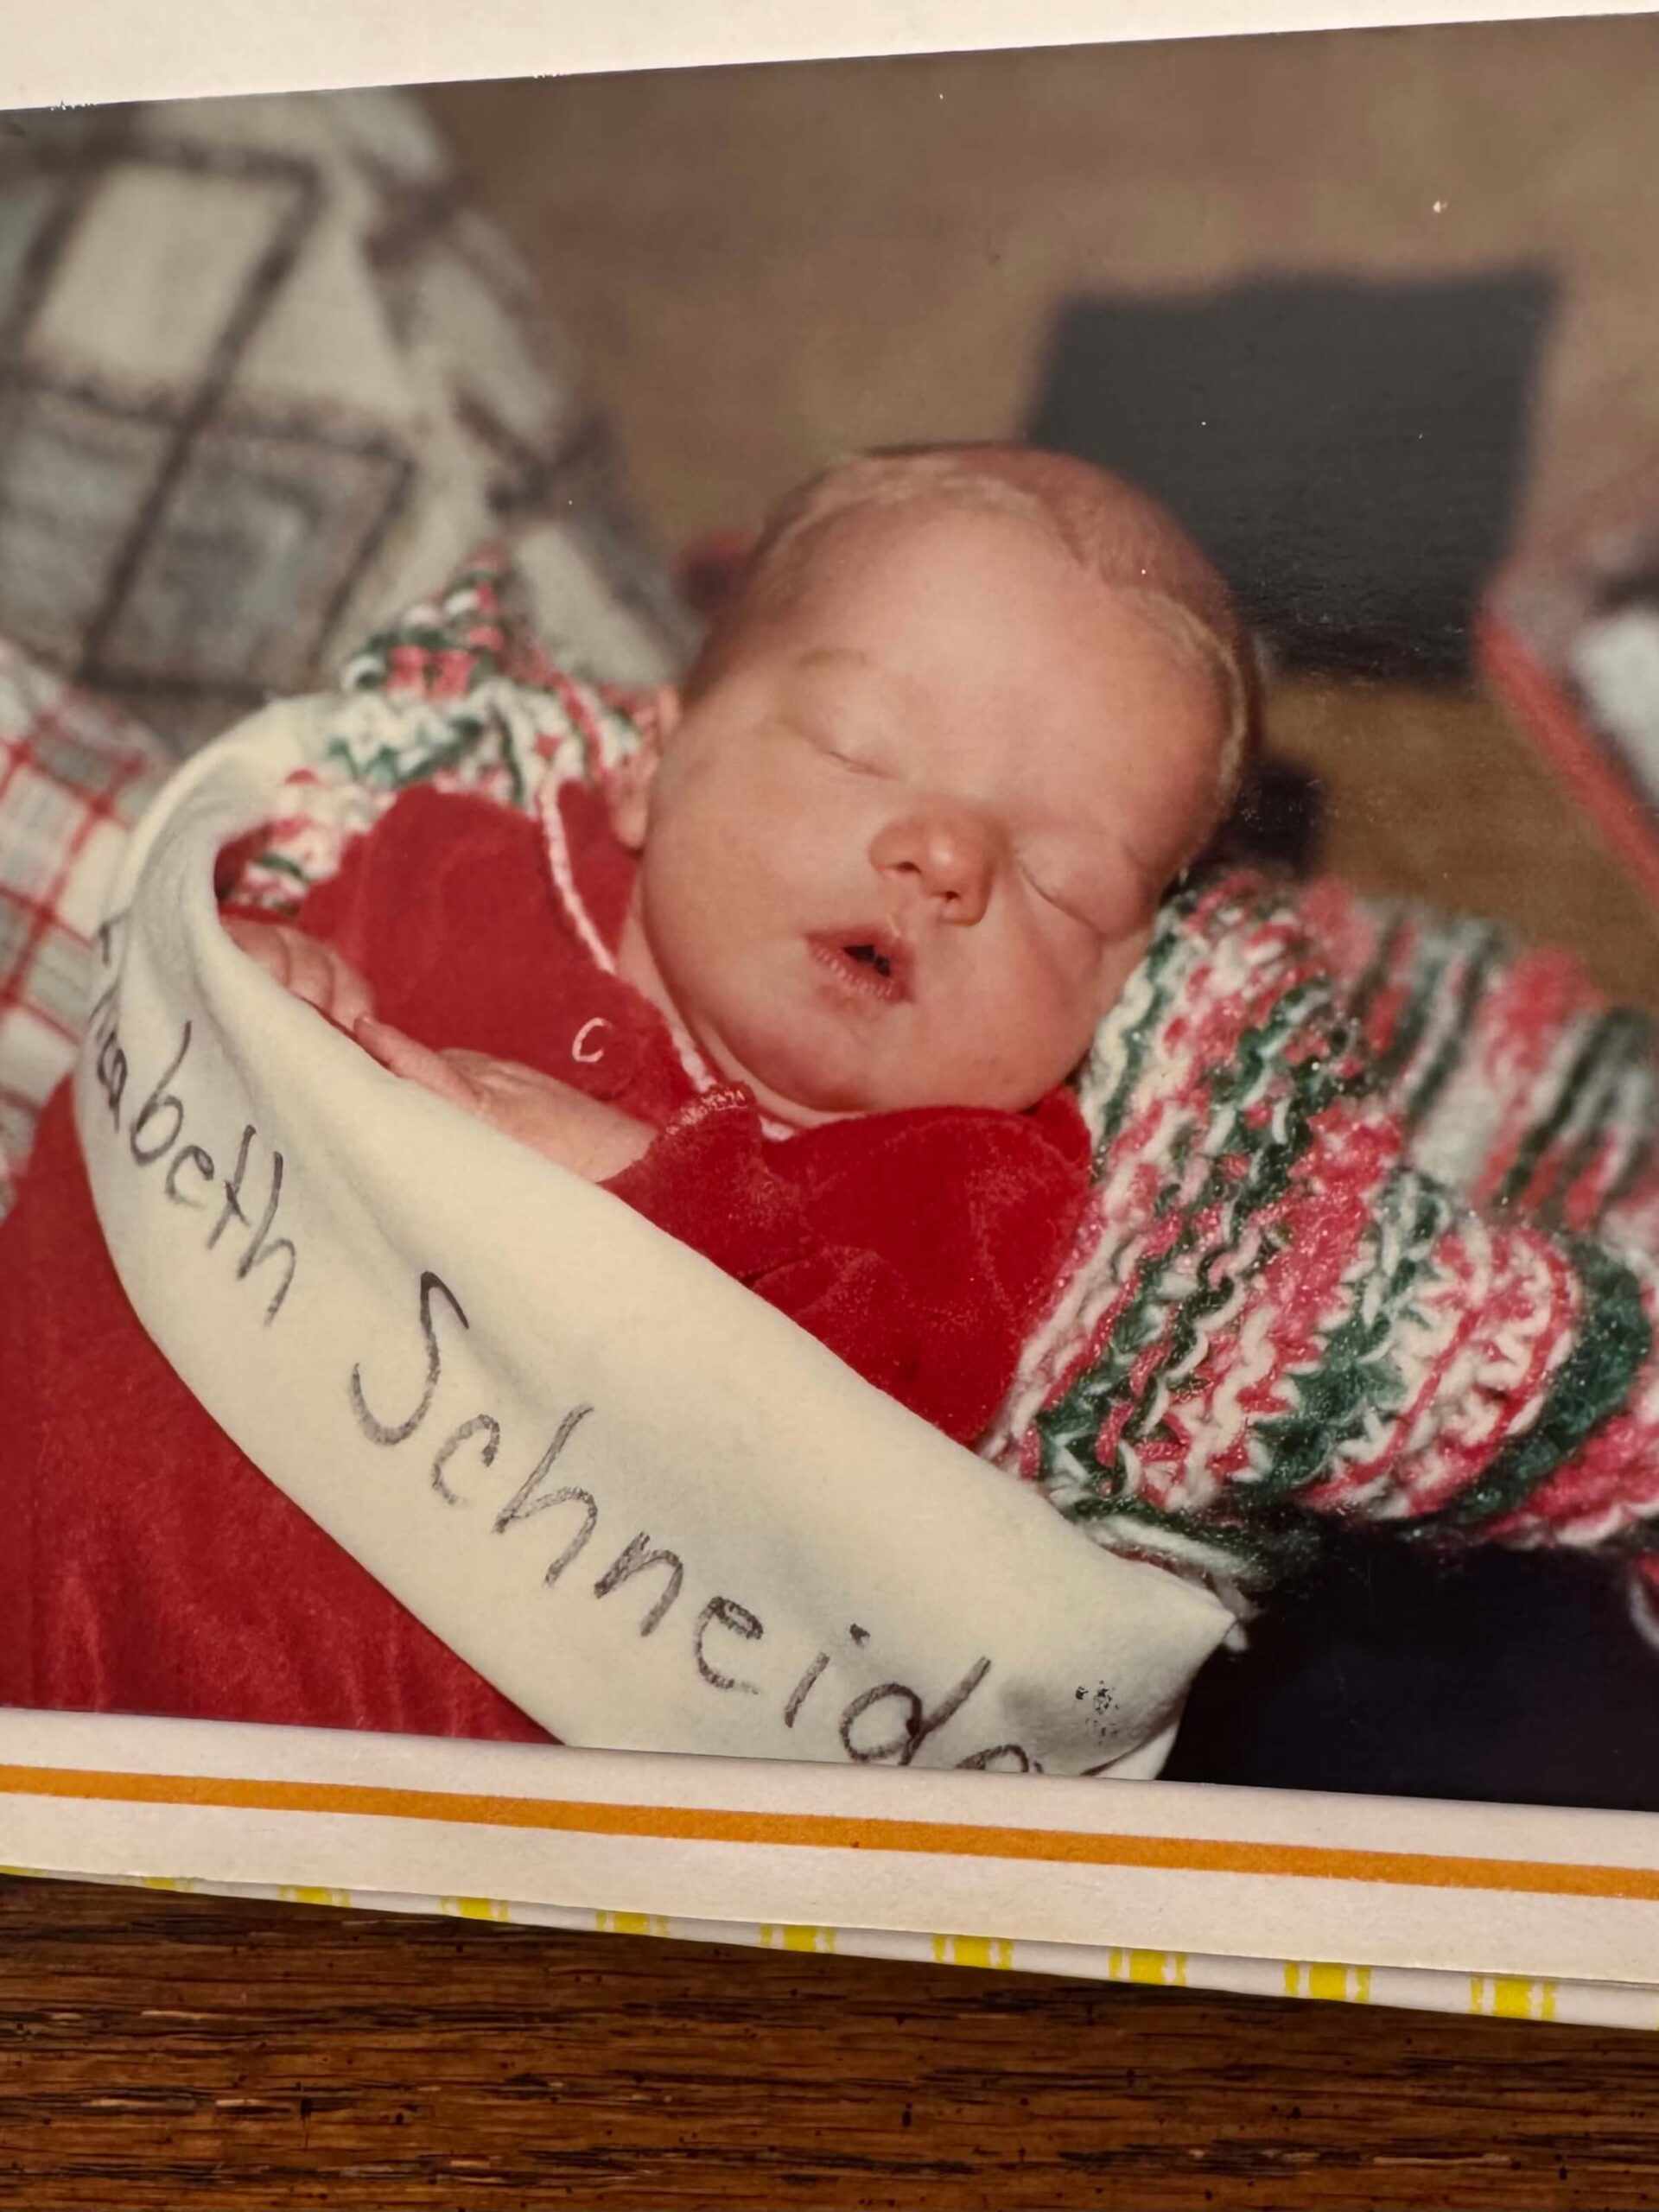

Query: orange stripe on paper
<box><xmin>3</xmin><ymin>1760</ymin><xmax>1659</xmax><ymax>1902</ymax></box>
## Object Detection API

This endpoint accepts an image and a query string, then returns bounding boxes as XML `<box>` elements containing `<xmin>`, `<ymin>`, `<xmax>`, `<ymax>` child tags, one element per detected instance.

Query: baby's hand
<box><xmin>354</xmin><ymin>1017</ymin><xmax>654</xmax><ymax>1182</ymax></box>
<box><xmin>223</xmin><ymin>916</ymin><xmax>375</xmax><ymax>1033</ymax></box>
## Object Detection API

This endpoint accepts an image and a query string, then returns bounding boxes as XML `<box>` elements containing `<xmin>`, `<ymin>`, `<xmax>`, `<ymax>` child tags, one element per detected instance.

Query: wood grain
<box><xmin>3</xmin><ymin>1874</ymin><xmax>1659</xmax><ymax>2209</ymax></box>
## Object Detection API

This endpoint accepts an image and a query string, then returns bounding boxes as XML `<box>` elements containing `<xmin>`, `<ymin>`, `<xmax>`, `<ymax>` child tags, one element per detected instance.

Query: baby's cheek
<box><xmin>1040</xmin><ymin>932</ymin><xmax>1138</xmax><ymax>1069</ymax></box>
<box><xmin>962</xmin><ymin>931</ymin><xmax>1081</xmax><ymax>1069</ymax></box>
<box><xmin>1098</xmin><ymin>921</ymin><xmax>1154</xmax><ymax>1006</ymax></box>
<box><xmin>655</xmin><ymin>791</ymin><xmax>771</xmax><ymax>928</ymax></box>
<box><xmin>706</xmin><ymin>766</ymin><xmax>810</xmax><ymax>891</ymax></box>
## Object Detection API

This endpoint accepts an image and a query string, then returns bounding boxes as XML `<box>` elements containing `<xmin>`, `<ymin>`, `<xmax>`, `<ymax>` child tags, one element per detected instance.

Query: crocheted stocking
<box><xmin>986</xmin><ymin>869</ymin><xmax>1659</xmax><ymax>1617</ymax></box>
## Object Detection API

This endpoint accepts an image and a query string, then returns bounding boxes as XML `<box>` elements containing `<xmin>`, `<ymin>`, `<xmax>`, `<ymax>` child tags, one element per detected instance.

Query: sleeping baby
<box><xmin>223</xmin><ymin>444</ymin><xmax>1255</xmax><ymax>1444</ymax></box>
<box><xmin>222</xmin><ymin>442</ymin><xmax>1659</xmax><ymax>1613</ymax></box>
<box><xmin>13</xmin><ymin>441</ymin><xmax>1659</xmax><ymax>1750</ymax></box>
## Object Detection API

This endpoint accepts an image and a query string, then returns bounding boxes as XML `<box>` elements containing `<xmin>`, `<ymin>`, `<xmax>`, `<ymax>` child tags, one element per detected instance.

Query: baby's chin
<box><xmin>694</xmin><ymin>1019</ymin><xmax>882</xmax><ymax>1128</ymax></box>
<box><xmin>690</xmin><ymin>1007</ymin><xmax>1046</xmax><ymax>1126</ymax></box>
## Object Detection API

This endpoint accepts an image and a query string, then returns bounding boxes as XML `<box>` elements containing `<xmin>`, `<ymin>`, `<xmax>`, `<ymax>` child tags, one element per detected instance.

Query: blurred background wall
<box><xmin>426</xmin><ymin>16</ymin><xmax>1659</xmax><ymax>1009</ymax></box>
<box><xmin>429</xmin><ymin>22</ymin><xmax>1659</xmax><ymax>561</ymax></box>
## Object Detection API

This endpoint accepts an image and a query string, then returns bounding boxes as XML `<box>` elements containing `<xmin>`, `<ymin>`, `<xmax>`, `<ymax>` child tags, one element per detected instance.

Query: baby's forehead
<box><xmin>735</xmin><ymin>505</ymin><xmax>1084</xmax><ymax>686</ymax></box>
<box><xmin>766</xmin><ymin>510</ymin><xmax>1221</xmax><ymax>687</ymax></box>
<box><xmin>784</xmin><ymin>493</ymin><xmax>1067</xmax><ymax>591</ymax></box>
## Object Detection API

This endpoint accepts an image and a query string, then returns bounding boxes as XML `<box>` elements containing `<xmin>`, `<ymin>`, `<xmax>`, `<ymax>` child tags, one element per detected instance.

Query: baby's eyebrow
<box><xmin>795</xmin><ymin>646</ymin><xmax>877</xmax><ymax>676</ymax></box>
<box><xmin>788</xmin><ymin>645</ymin><xmax>906</xmax><ymax>724</ymax></box>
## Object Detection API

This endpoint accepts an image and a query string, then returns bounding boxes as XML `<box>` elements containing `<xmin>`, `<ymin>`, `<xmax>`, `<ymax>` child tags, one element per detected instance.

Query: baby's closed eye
<box><xmin>1016</xmin><ymin>852</ymin><xmax>1113</xmax><ymax>935</ymax></box>
<box><xmin>780</xmin><ymin>715</ymin><xmax>890</xmax><ymax>777</ymax></box>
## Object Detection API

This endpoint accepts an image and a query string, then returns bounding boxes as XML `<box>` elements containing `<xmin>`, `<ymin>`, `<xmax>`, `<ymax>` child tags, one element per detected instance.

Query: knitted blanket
<box><xmin>988</xmin><ymin>868</ymin><xmax>1659</xmax><ymax>1611</ymax></box>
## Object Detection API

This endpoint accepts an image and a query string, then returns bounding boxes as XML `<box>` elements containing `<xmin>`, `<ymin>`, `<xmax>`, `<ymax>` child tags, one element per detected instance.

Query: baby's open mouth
<box><xmin>807</xmin><ymin>928</ymin><xmax>913</xmax><ymax>1004</ymax></box>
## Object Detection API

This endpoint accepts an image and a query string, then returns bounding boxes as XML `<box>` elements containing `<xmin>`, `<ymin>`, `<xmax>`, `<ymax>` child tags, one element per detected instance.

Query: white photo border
<box><xmin>8</xmin><ymin>1706</ymin><xmax>1659</xmax><ymax>1990</ymax></box>
<box><xmin>0</xmin><ymin>1</ymin><xmax>1653</xmax><ymax>117</ymax></box>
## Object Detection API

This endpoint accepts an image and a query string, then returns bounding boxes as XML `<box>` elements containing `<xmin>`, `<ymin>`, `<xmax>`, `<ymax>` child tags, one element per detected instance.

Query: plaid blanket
<box><xmin>0</xmin><ymin>643</ymin><xmax>169</xmax><ymax>1216</ymax></box>
<box><xmin>0</xmin><ymin>91</ymin><xmax>696</xmax><ymax>758</ymax></box>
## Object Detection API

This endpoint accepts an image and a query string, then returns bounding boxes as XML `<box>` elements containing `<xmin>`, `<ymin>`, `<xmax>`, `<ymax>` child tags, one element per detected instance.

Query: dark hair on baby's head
<box><xmin>684</xmin><ymin>442</ymin><xmax>1260</xmax><ymax>813</ymax></box>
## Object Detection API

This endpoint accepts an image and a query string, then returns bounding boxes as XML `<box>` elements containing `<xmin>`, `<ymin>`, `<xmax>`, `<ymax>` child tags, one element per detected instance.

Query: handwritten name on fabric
<box><xmin>70</xmin><ymin>698</ymin><xmax>1233</xmax><ymax>1775</ymax></box>
<box><xmin>91</xmin><ymin>982</ymin><xmax>296</xmax><ymax>1325</ymax></box>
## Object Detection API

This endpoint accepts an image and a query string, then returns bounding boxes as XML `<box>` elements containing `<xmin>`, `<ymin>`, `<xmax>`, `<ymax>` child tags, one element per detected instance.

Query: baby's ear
<box><xmin>608</xmin><ymin>686</ymin><xmax>682</xmax><ymax>850</ymax></box>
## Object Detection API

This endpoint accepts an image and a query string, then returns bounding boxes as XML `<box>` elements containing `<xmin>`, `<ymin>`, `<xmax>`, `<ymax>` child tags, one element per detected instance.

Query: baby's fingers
<box><xmin>326</xmin><ymin>956</ymin><xmax>377</xmax><ymax>1035</ymax></box>
<box><xmin>222</xmin><ymin>914</ymin><xmax>296</xmax><ymax>988</ymax></box>
<box><xmin>353</xmin><ymin>1017</ymin><xmax>480</xmax><ymax>1109</ymax></box>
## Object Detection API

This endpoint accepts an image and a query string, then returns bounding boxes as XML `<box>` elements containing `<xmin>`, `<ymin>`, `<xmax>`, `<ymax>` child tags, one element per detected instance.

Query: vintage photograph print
<box><xmin>6</xmin><ymin>16</ymin><xmax>1659</xmax><ymax>1963</ymax></box>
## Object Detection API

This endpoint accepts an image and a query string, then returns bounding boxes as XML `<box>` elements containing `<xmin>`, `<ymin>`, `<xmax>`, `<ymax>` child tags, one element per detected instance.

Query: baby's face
<box><xmin>616</xmin><ymin>504</ymin><xmax>1227</xmax><ymax>1123</ymax></box>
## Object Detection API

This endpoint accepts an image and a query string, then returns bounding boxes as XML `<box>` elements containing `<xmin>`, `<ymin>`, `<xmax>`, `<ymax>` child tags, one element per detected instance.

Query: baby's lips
<box><xmin>809</xmin><ymin>924</ymin><xmax>916</xmax><ymax>1001</ymax></box>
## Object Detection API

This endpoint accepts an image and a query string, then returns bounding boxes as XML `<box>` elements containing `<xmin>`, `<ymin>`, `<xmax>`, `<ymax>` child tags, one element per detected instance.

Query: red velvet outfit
<box><xmin>0</xmin><ymin>780</ymin><xmax>1091</xmax><ymax>1739</ymax></box>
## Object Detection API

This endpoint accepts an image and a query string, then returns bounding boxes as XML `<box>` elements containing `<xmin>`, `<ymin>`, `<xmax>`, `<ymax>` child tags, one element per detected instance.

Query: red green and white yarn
<box><xmin>988</xmin><ymin>871</ymin><xmax>1659</xmax><ymax>1599</ymax></box>
<box><xmin>1300</xmin><ymin>879</ymin><xmax>1659</xmax><ymax>1241</ymax></box>
<box><xmin>233</xmin><ymin>557</ymin><xmax>649</xmax><ymax>915</ymax></box>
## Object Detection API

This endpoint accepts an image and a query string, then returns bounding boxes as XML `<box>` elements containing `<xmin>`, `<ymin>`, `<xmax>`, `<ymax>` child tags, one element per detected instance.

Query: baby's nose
<box><xmin>871</xmin><ymin>807</ymin><xmax>995</xmax><ymax>923</ymax></box>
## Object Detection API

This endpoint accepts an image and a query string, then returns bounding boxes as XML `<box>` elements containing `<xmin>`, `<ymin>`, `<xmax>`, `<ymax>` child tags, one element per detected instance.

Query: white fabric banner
<box><xmin>73</xmin><ymin>704</ymin><xmax>1232</xmax><ymax>1777</ymax></box>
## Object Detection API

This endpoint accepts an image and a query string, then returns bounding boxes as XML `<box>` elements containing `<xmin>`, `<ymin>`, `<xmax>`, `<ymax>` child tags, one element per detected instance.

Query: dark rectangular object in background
<box><xmin>1030</xmin><ymin>270</ymin><xmax>1554</xmax><ymax>679</ymax></box>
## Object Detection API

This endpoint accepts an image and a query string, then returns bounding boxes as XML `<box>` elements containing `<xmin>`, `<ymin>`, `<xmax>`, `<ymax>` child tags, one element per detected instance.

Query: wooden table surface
<box><xmin>3</xmin><ymin>1874</ymin><xmax>1658</xmax><ymax>2209</ymax></box>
